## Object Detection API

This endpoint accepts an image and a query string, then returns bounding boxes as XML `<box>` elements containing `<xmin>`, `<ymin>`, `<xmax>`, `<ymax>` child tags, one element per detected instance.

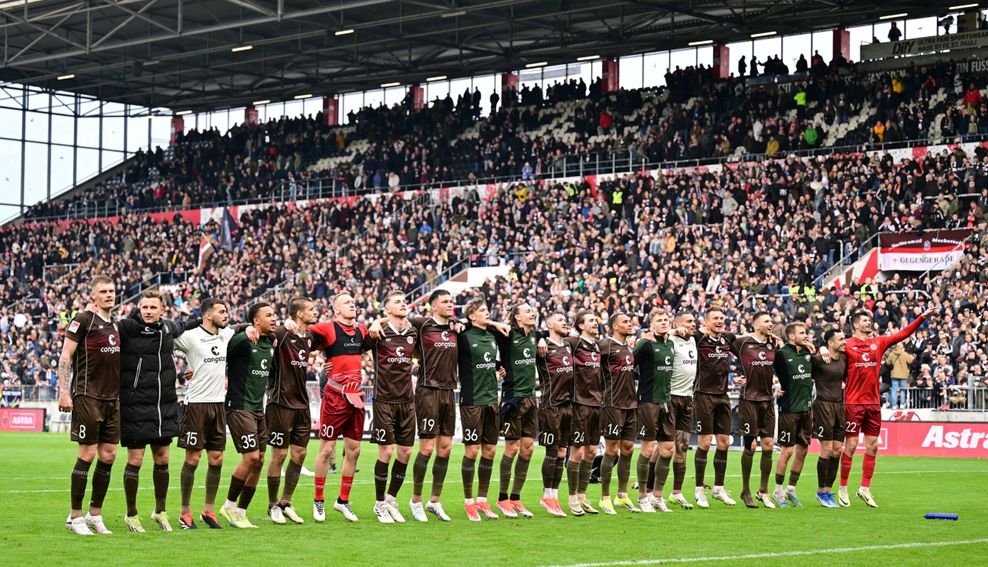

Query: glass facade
<box><xmin>1</xmin><ymin>11</ymin><xmax>979</xmax><ymax>223</ymax></box>
<box><xmin>0</xmin><ymin>84</ymin><xmax>171</xmax><ymax>223</ymax></box>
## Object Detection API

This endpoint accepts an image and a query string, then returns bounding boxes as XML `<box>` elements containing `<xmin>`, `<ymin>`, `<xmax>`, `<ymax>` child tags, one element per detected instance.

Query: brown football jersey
<box><xmin>64</xmin><ymin>311</ymin><xmax>121</xmax><ymax>400</ymax></box>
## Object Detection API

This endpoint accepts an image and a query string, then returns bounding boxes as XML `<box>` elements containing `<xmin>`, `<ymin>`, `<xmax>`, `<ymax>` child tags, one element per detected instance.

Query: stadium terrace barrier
<box><xmin>14</xmin><ymin>135</ymin><xmax>988</xmax><ymax>224</ymax></box>
<box><xmin>15</xmin><ymin>138</ymin><xmax>988</xmax><ymax>232</ymax></box>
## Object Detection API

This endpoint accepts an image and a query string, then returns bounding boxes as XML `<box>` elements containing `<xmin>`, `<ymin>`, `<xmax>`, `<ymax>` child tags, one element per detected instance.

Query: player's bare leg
<box><xmin>649</xmin><ymin>441</ymin><xmax>675</xmax><ymax>512</ymax></box>
<box><xmin>668</xmin><ymin>431</ymin><xmax>693</xmax><ymax>509</ymax></box>
<box><xmin>333</xmin><ymin>437</ymin><xmax>361</xmax><ymax>521</ymax></box>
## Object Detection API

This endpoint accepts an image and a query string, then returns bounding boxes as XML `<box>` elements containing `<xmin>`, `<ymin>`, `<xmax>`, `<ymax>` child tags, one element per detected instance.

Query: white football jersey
<box><xmin>670</xmin><ymin>335</ymin><xmax>698</xmax><ymax>397</ymax></box>
<box><xmin>174</xmin><ymin>325</ymin><xmax>236</xmax><ymax>403</ymax></box>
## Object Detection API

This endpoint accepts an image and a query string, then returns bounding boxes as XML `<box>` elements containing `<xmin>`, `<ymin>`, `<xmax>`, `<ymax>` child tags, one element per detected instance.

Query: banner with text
<box><xmin>877</xmin><ymin>229</ymin><xmax>972</xmax><ymax>271</ymax></box>
<box><xmin>0</xmin><ymin>408</ymin><xmax>46</xmax><ymax>432</ymax></box>
<box><xmin>809</xmin><ymin>421</ymin><xmax>988</xmax><ymax>458</ymax></box>
<box><xmin>861</xmin><ymin>30</ymin><xmax>988</xmax><ymax>60</ymax></box>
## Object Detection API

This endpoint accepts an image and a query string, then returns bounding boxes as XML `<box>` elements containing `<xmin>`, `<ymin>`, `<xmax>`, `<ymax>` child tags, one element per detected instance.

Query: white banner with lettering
<box><xmin>862</xmin><ymin>30</ymin><xmax>988</xmax><ymax>60</ymax></box>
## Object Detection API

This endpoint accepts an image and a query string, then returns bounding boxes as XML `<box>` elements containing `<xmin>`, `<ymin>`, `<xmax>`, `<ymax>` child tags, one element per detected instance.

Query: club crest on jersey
<box><xmin>407</xmin><ymin>336</ymin><xmax>415</xmax><ymax>344</ymax></box>
<box><xmin>870</xmin><ymin>344</ymin><xmax>878</xmax><ymax>351</ymax></box>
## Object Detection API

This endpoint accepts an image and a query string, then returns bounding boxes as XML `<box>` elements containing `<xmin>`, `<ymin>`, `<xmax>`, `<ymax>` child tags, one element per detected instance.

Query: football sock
<box><xmin>636</xmin><ymin>453</ymin><xmax>651</xmax><ymax>493</ymax></box>
<box><xmin>181</xmin><ymin>462</ymin><xmax>198</xmax><ymax>509</ymax></box>
<box><xmin>567</xmin><ymin>460</ymin><xmax>581</xmax><ymax>496</ymax></box>
<box><xmin>511</xmin><ymin>457</ymin><xmax>530</xmax><ymax>496</ymax></box>
<box><xmin>861</xmin><ymin>454</ymin><xmax>876</xmax><ymax>488</ymax></box>
<box><xmin>498</xmin><ymin>454</ymin><xmax>514</xmax><ymax>499</ymax></box>
<box><xmin>740</xmin><ymin>449</ymin><xmax>754</xmax><ymax>494</ymax></box>
<box><xmin>204</xmin><ymin>464</ymin><xmax>222</xmax><ymax>506</ymax></box>
<box><xmin>477</xmin><ymin>457</ymin><xmax>494</xmax><ymax>499</ymax></box>
<box><xmin>90</xmin><ymin>460</ymin><xmax>113</xmax><ymax>510</ymax></box>
<box><xmin>226</xmin><ymin>474</ymin><xmax>246</xmax><ymax>507</ymax></box>
<box><xmin>152</xmin><ymin>464</ymin><xmax>169</xmax><ymax>513</ymax></box>
<box><xmin>339</xmin><ymin>475</ymin><xmax>353</xmax><ymax>503</ymax></box>
<box><xmin>616</xmin><ymin>454</ymin><xmax>631</xmax><ymax>494</ymax></box>
<box><xmin>123</xmin><ymin>464</ymin><xmax>141</xmax><ymax>517</ymax></box>
<box><xmin>314</xmin><ymin>476</ymin><xmax>326</xmax><ymax>501</ymax></box>
<box><xmin>839</xmin><ymin>452</ymin><xmax>853</xmax><ymax>487</ymax></box>
<box><xmin>599</xmin><ymin>454</ymin><xmax>616</xmax><ymax>497</ymax></box>
<box><xmin>71</xmin><ymin>458</ymin><xmax>92</xmax><ymax>511</ymax></box>
<box><xmin>281</xmin><ymin>461</ymin><xmax>301</xmax><ymax>503</ymax></box>
<box><xmin>267</xmin><ymin>475</ymin><xmax>281</xmax><ymax>506</ymax></box>
<box><xmin>694</xmin><ymin>448</ymin><xmax>708</xmax><ymax>487</ymax></box>
<box><xmin>759</xmin><ymin>451</ymin><xmax>772</xmax><ymax>494</ymax></box>
<box><xmin>412</xmin><ymin>453</ymin><xmax>429</xmax><ymax>498</ymax></box>
<box><xmin>430</xmin><ymin>456</ymin><xmax>449</xmax><ymax>498</ymax></box>
<box><xmin>462</xmin><ymin>457</ymin><xmax>476</xmax><ymax>499</ymax></box>
<box><xmin>374</xmin><ymin>460</ymin><xmax>389</xmax><ymax>502</ymax></box>
<box><xmin>655</xmin><ymin>455</ymin><xmax>672</xmax><ymax>493</ymax></box>
<box><xmin>713</xmin><ymin>449</ymin><xmax>728</xmax><ymax>487</ymax></box>
<box><xmin>388</xmin><ymin>460</ymin><xmax>408</xmax><ymax>498</ymax></box>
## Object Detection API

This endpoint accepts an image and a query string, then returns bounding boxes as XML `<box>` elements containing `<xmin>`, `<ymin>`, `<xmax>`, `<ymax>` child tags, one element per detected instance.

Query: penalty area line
<box><xmin>544</xmin><ymin>538</ymin><xmax>988</xmax><ymax>567</ymax></box>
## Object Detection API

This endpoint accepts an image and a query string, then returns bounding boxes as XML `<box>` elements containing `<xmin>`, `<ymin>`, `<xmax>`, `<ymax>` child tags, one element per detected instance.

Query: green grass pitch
<box><xmin>1</xmin><ymin>432</ymin><xmax>986</xmax><ymax>566</ymax></box>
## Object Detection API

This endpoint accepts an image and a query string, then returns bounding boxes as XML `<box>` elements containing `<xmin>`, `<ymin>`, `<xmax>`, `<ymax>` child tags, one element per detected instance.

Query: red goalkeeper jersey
<box><xmin>844</xmin><ymin>316</ymin><xmax>925</xmax><ymax>405</ymax></box>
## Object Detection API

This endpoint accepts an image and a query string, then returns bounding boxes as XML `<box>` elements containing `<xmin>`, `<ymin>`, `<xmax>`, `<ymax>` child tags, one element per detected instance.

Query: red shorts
<box><xmin>318</xmin><ymin>390</ymin><xmax>365</xmax><ymax>441</ymax></box>
<box><xmin>844</xmin><ymin>404</ymin><xmax>881</xmax><ymax>438</ymax></box>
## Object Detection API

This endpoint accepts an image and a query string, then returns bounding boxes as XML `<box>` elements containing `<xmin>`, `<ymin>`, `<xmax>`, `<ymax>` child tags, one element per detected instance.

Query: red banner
<box><xmin>0</xmin><ymin>408</ymin><xmax>46</xmax><ymax>432</ymax></box>
<box><xmin>809</xmin><ymin>421</ymin><xmax>988</xmax><ymax>458</ymax></box>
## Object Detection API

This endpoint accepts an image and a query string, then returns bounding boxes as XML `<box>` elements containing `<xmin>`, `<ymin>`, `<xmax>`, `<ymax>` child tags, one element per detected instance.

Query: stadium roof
<box><xmin>0</xmin><ymin>0</ymin><xmax>950</xmax><ymax>112</ymax></box>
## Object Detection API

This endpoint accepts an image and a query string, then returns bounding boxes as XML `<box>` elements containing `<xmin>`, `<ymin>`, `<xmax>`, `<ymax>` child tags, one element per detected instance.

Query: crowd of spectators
<box><xmin>3</xmin><ymin>138</ymin><xmax>987</xmax><ymax>407</ymax></box>
<box><xmin>20</xmin><ymin>52</ymin><xmax>988</xmax><ymax>221</ymax></box>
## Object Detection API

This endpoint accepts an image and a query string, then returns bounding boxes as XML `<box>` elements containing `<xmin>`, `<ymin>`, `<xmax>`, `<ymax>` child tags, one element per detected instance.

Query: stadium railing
<box><xmin>19</xmin><ymin>132</ymin><xmax>988</xmax><ymax>224</ymax></box>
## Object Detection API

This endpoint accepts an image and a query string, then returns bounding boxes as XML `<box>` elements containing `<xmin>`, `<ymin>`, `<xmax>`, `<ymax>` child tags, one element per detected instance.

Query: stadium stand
<box><xmin>20</xmin><ymin>58</ymin><xmax>988</xmax><ymax>221</ymax></box>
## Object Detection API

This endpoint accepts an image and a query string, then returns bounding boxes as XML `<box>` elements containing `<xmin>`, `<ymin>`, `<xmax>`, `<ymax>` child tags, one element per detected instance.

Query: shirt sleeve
<box><xmin>879</xmin><ymin>315</ymin><xmax>926</xmax><ymax>353</ymax></box>
<box><xmin>308</xmin><ymin>322</ymin><xmax>336</xmax><ymax>350</ymax></box>
<box><xmin>173</xmin><ymin>326</ymin><xmax>194</xmax><ymax>353</ymax></box>
<box><xmin>64</xmin><ymin>312</ymin><xmax>92</xmax><ymax>343</ymax></box>
<box><xmin>774</xmin><ymin>349</ymin><xmax>791</xmax><ymax>391</ymax></box>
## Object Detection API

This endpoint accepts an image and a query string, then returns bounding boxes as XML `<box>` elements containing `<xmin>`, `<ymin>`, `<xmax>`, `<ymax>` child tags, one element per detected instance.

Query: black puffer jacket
<box><xmin>118</xmin><ymin>310</ymin><xmax>193</xmax><ymax>443</ymax></box>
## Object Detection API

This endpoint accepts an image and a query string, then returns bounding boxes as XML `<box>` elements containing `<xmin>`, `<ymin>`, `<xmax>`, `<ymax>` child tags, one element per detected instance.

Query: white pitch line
<box><xmin>545</xmin><ymin>539</ymin><xmax>988</xmax><ymax>567</ymax></box>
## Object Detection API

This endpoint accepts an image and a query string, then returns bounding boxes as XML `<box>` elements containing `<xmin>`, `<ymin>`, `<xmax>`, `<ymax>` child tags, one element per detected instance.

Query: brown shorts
<box><xmin>227</xmin><ymin>409</ymin><xmax>267</xmax><ymax>454</ymax></box>
<box><xmin>811</xmin><ymin>400</ymin><xmax>845</xmax><ymax>441</ymax></box>
<box><xmin>694</xmin><ymin>393</ymin><xmax>731</xmax><ymax>436</ymax></box>
<box><xmin>371</xmin><ymin>401</ymin><xmax>416</xmax><ymax>447</ymax></box>
<box><xmin>778</xmin><ymin>411</ymin><xmax>812</xmax><ymax>447</ymax></box>
<box><xmin>178</xmin><ymin>402</ymin><xmax>226</xmax><ymax>451</ymax></box>
<box><xmin>123</xmin><ymin>437</ymin><xmax>172</xmax><ymax>450</ymax></box>
<box><xmin>738</xmin><ymin>399</ymin><xmax>776</xmax><ymax>439</ymax></box>
<box><xmin>415</xmin><ymin>387</ymin><xmax>456</xmax><ymax>439</ymax></box>
<box><xmin>266</xmin><ymin>404</ymin><xmax>311</xmax><ymax>448</ymax></box>
<box><xmin>460</xmin><ymin>404</ymin><xmax>499</xmax><ymax>446</ymax></box>
<box><xmin>70</xmin><ymin>396</ymin><xmax>120</xmax><ymax>445</ymax></box>
<box><xmin>570</xmin><ymin>403</ymin><xmax>601</xmax><ymax>446</ymax></box>
<box><xmin>601</xmin><ymin>406</ymin><xmax>637</xmax><ymax>441</ymax></box>
<box><xmin>538</xmin><ymin>404</ymin><xmax>573</xmax><ymax>449</ymax></box>
<box><xmin>637</xmin><ymin>402</ymin><xmax>675</xmax><ymax>442</ymax></box>
<box><xmin>670</xmin><ymin>395</ymin><xmax>694</xmax><ymax>433</ymax></box>
<box><xmin>502</xmin><ymin>396</ymin><xmax>538</xmax><ymax>440</ymax></box>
